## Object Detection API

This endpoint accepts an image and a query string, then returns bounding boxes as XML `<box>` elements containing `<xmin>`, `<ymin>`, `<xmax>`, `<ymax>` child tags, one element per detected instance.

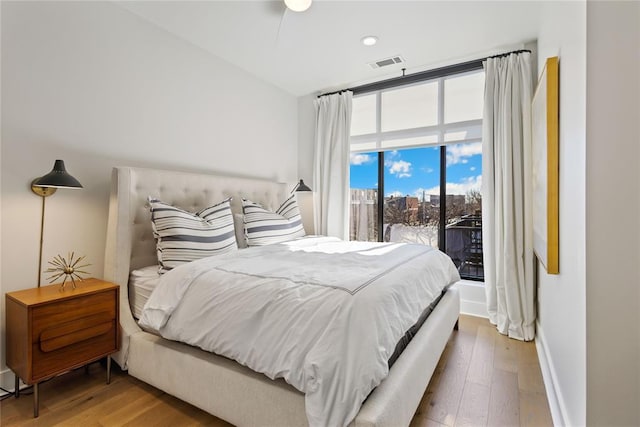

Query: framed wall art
<box><xmin>532</xmin><ymin>56</ymin><xmax>559</xmax><ymax>274</ymax></box>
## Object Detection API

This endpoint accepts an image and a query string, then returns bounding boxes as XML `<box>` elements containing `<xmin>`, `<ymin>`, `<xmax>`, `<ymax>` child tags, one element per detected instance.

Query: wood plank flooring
<box><xmin>0</xmin><ymin>315</ymin><xmax>552</xmax><ymax>427</ymax></box>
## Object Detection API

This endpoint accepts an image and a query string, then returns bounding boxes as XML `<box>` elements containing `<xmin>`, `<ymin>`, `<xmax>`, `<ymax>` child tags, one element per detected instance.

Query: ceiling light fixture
<box><xmin>361</xmin><ymin>36</ymin><xmax>378</xmax><ymax>46</ymax></box>
<box><xmin>284</xmin><ymin>0</ymin><xmax>312</xmax><ymax>12</ymax></box>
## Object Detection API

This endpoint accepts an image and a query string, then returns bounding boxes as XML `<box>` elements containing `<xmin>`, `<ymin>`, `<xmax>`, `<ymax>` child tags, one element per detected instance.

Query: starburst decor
<box><xmin>45</xmin><ymin>252</ymin><xmax>91</xmax><ymax>290</ymax></box>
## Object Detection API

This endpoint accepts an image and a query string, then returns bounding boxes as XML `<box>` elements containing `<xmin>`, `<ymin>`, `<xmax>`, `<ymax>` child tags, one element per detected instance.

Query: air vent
<box><xmin>368</xmin><ymin>55</ymin><xmax>405</xmax><ymax>69</ymax></box>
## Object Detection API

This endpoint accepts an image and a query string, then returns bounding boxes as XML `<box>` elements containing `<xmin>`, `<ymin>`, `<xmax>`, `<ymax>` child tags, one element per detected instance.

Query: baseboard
<box><xmin>535</xmin><ymin>320</ymin><xmax>569</xmax><ymax>427</ymax></box>
<box><xmin>455</xmin><ymin>280</ymin><xmax>489</xmax><ymax>318</ymax></box>
<box><xmin>459</xmin><ymin>299</ymin><xmax>488</xmax><ymax>318</ymax></box>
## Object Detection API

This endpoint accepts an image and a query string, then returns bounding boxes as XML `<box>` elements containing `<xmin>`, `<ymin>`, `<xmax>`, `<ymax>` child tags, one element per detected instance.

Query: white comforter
<box><xmin>139</xmin><ymin>236</ymin><xmax>460</xmax><ymax>427</ymax></box>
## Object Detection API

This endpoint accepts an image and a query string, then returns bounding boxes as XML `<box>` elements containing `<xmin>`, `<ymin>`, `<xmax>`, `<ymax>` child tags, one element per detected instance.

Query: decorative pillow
<box><xmin>148</xmin><ymin>197</ymin><xmax>237</xmax><ymax>273</ymax></box>
<box><xmin>242</xmin><ymin>194</ymin><xmax>306</xmax><ymax>246</ymax></box>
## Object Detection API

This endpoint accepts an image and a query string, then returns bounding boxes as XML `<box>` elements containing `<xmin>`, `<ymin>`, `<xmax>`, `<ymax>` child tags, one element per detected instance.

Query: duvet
<box><xmin>139</xmin><ymin>236</ymin><xmax>460</xmax><ymax>427</ymax></box>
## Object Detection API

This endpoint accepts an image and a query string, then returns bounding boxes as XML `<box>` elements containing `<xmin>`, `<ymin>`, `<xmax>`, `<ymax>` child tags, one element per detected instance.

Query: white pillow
<box><xmin>148</xmin><ymin>197</ymin><xmax>237</xmax><ymax>273</ymax></box>
<box><xmin>242</xmin><ymin>194</ymin><xmax>306</xmax><ymax>246</ymax></box>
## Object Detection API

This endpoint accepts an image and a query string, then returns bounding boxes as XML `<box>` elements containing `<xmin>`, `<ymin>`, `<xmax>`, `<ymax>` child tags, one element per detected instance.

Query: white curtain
<box><xmin>313</xmin><ymin>91</ymin><xmax>352</xmax><ymax>239</ymax></box>
<box><xmin>482</xmin><ymin>52</ymin><xmax>535</xmax><ymax>341</ymax></box>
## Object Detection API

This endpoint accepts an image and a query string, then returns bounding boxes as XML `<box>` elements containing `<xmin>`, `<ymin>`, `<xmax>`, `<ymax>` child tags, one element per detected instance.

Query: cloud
<box><xmin>386</xmin><ymin>190</ymin><xmax>404</xmax><ymax>198</ymax></box>
<box><xmin>470</xmin><ymin>166</ymin><xmax>476</xmax><ymax>171</ymax></box>
<box><xmin>387</xmin><ymin>160</ymin><xmax>412</xmax><ymax>178</ymax></box>
<box><xmin>446</xmin><ymin>142</ymin><xmax>482</xmax><ymax>166</ymax></box>
<box><xmin>421</xmin><ymin>167</ymin><xmax>435</xmax><ymax>174</ymax></box>
<box><xmin>418</xmin><ymin>175</ymin><xmax>482</xmax><ymax>197</ymax></box>
<box><xmin>350</xmin><ymin>153</ymin><xmax>375</xmax><ymax>165</ymax></box>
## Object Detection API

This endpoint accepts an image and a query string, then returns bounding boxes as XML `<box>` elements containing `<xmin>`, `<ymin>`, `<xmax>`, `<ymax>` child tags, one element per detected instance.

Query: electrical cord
<box><xmin>1</xmin><ymin>363</ymin><xmax>106</xmax><ymax>402</ymax></box>
<box><xmin>0</xmin><ymin>384</ymin><xmax>35</xmax><ymax>399</ymax></box>
<box><xmin>0</xmin><ymin>386</ymin><xmax>13</xmax><ymax>401</ymax></box>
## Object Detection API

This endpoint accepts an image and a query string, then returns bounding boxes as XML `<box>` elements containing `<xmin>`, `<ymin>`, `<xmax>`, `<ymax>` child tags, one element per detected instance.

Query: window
<box><xmin>349</xmin><ymin>69</ymin><xmax>484</xmax><ymax>281</ymax></box>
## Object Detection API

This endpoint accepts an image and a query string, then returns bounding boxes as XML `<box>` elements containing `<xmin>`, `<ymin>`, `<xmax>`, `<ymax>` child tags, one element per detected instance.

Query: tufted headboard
<box><xmin>103</xmin><ymin>166</ymin><xmax>288</xmax><ymax>367</ymax></box>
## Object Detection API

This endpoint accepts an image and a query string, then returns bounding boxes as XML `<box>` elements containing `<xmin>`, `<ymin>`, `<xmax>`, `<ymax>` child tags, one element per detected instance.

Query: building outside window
<box><xmin>349</xmin><ymin>69</ymin><xmax>484</xmax><ymax>281</ymax></box>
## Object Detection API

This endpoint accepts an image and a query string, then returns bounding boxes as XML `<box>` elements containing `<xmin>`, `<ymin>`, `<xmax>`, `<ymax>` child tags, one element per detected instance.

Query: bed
<box><xmin>103</xmin><ymin>166</ymin><xmax>460</xmax><ymax>427</ymax></box>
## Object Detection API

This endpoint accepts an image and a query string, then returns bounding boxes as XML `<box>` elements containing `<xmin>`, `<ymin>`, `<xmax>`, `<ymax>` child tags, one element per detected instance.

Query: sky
<box><xmin>350</xmin><ymin>142</ymin><xmax>482</xmax><ymax>201</ymax></box>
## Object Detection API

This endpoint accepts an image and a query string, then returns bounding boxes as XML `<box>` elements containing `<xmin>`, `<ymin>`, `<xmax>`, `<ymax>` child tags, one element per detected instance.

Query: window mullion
<box><xmin>438</xmin><ymin>78</ymin><xmax>447</xmax><ymax>252</ymax></box>
<box><xmin>376</xmin><ymin>91</ymin><xmax>383</xmax><ymax>241</ymax></box>
<box><xmin>352</xmin><ymin>118</ymin><xmax>482</xmax><ymax>141</ymax></box>
<box><xmin>376</xmin><ymin>91</ymin><xmax>382</xmax><ymax>150</ymax></box>
<box><xmin>378</xmin><ymin>151</ymin><xmax>384</xmax><ymax>242</ymax></box>
<box><xmin>438</xmin><ymin>77</ymin><xmax>445</xmax><ymax>127</ymax></box>
<box><xmin>439</xmin><ymin>146</ymin><xmax>447</xmax><ymax>252</ymax></box>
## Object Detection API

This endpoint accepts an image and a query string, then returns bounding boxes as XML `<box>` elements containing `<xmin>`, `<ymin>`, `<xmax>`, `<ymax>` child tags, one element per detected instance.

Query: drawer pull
<box><xmin>39</xmin><ymin>313</ymin><xmax>114</xmax><ymax>352</ymax></box>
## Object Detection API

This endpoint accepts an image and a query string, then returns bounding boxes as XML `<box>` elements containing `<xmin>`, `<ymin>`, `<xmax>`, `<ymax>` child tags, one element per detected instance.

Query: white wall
<box><xmin>535</xmin><ymin>2</ymin><xmax>587</xmax><ymax>426</ymax></box>
<box><xmin>536</xmin><ymin>2</ymin><xmax>640</xmax><ymax>425</ymax></box>
<box><xmin>585</xmin><ymin>2</ymin><xmax>640</xmax><ymax>425</ymax></box>
<box><xmin>297</xmin><ymin>94</ymin><xmax>316</xmax><ymax>186</ymax></box>
<box><xmin>0</xmin><ymin>0</ymin><xmax>298</xmax><ymax>385</ymax></box>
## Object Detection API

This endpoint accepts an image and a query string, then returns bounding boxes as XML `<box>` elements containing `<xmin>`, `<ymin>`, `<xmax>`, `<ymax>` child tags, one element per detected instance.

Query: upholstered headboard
<box><xmin>103</xmin><ymin>166</ymin><xmax>288</xmax><ymax>367</ymax></box>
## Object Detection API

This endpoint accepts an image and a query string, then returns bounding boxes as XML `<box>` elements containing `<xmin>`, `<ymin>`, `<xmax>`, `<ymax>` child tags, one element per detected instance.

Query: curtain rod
<box><xmin>318</xmin><ymin>49</ymin><xmax>531</xmax><ymax>98</ymax></box>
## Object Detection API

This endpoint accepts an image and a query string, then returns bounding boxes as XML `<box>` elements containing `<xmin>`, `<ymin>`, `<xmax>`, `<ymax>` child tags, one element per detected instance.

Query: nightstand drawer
<box><xmin>39</xmin><ymin>312</ymin><xmax>114</xmax><ymax>352</ymax></box>
<box><xmin>31</xmin><ymin>320</ymin><xmax>117</xmax><ymax>381</ymax></box>
<box><xmin>31</xmin><ymin>290</ymin><xmax>116</xmax><ymax>339</ymax></box>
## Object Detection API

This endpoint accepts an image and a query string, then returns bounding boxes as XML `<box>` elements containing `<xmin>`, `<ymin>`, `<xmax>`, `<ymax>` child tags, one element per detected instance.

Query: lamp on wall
<box><xmin>31</xmin><ymin>160</ymin><xmax>83</xmax><ymax>286</ymax></box>
<box><xmin>293</xmin><ymin>179</ymin><xmax>315</xmax><ymax>235</ymax></box>
<box><xmin>293</xmin><ymin>179</ymin><xmax>312</xmax><ymax>192</ymax></box>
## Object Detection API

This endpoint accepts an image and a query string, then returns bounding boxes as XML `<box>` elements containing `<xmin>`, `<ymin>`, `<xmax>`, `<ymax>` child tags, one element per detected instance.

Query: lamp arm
<box><xmin>37</xmin><ymin>196</ymin><xmax>47</xmax><ymax>287</ymax></box>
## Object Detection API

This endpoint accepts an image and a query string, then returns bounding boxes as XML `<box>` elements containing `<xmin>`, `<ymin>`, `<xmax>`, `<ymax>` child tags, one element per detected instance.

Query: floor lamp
<box><xmin>31</xmin><ymin>160</ymin><xmax>83</xmax><ymax>287</ymax></box>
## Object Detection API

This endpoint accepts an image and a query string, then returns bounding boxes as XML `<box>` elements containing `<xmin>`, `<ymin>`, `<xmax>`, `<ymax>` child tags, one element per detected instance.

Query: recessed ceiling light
<box><xmin>361</xmin><ymin>36</ymin><xmax>378</xmax><ymax>46</ymax></box>
<box><xmin>284</xmin><ymin>0</ymin><xmax>312</xmax><ymax>12</ymax></box>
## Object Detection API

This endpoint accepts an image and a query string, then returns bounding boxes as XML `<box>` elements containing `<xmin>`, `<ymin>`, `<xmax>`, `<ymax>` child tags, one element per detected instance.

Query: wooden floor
<box><xmin>1</xmin><ymin>315</ymin><xmax>552</xmax><ymax>427</ymax></box>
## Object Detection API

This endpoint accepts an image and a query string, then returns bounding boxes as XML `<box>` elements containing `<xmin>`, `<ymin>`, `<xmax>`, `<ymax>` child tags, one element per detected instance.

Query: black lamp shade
<box><xmin>33</xmin><ymin>160</ymin><xmax>83</xmax><ymax>189</ymax></box>
<box><xmin>296</xmin><ymin>179</ymin><xmax>312</xmax><ymax>192</ymax></box>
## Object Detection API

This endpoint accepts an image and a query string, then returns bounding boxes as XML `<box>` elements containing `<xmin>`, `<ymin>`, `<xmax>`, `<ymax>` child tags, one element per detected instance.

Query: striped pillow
<box><xmin>148</xmin><ymin>197</ymin><xmax>237</xmax><ymax>273</ymax></box>
<box><xmin>242</xmin><ymin>194</ymin><xmax>306</xmax><ymax>246</ymax></box>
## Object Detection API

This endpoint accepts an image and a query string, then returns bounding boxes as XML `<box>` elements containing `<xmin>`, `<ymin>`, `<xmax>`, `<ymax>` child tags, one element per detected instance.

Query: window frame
<box><xmin>349</xmin><ymin>66</ymin><xmax>485</xmax><ymax>281</ymax></box>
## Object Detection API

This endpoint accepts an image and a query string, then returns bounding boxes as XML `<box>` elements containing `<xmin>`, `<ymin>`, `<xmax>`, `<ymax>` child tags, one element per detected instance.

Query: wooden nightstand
<box><xmin>5</xmin><ymin>278</ymin><xmax>120</xmax><ymax>417</ymax></box>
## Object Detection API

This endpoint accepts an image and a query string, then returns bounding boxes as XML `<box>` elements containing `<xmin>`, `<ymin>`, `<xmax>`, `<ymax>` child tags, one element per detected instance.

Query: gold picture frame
<box><xmin>532</xmin><ymin>56</ymin><xmax>559</xmax><ymax>274</ymax></box>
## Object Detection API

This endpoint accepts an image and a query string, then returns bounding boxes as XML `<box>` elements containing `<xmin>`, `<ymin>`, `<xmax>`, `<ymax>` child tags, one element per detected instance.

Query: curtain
<box><xmin>352</xmin><ymin>189</ymin><xmax>377</xmax><ymax>242</ymax></box>
<box><xmin>313</xmin><ymin>91</ymin><xmax>352</xmax><ymax>239</ymax></box>
<box><xmin>482</xmin><ymin>52</ymin><xmax>535</xmax><ymax>341</ymax></box>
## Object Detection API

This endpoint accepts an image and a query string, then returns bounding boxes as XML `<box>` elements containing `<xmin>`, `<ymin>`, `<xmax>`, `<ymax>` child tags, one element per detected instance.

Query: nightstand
<box><xmin>5</xmin><ymin>278</ymin><xmax>120</xmax><ymax>417</ymax></box>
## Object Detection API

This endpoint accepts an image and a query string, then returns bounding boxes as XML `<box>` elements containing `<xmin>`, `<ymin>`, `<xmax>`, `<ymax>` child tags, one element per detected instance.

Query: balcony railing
<box><xmin>349</xmin><ymin>189</ymin><xmax>484</xmax><ymax>281</ymax></box>
<box><xmin>445</xmin><ymin>215</ymin><xmax>483</xmax><ymax>281</ymax></box>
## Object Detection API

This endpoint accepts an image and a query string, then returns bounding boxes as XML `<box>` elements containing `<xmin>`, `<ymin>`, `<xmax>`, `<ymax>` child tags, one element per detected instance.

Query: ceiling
<box><xmin>117</xmin><ymin>1</ymin><xmax>543</xmax><ymax>97</ymax></box>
